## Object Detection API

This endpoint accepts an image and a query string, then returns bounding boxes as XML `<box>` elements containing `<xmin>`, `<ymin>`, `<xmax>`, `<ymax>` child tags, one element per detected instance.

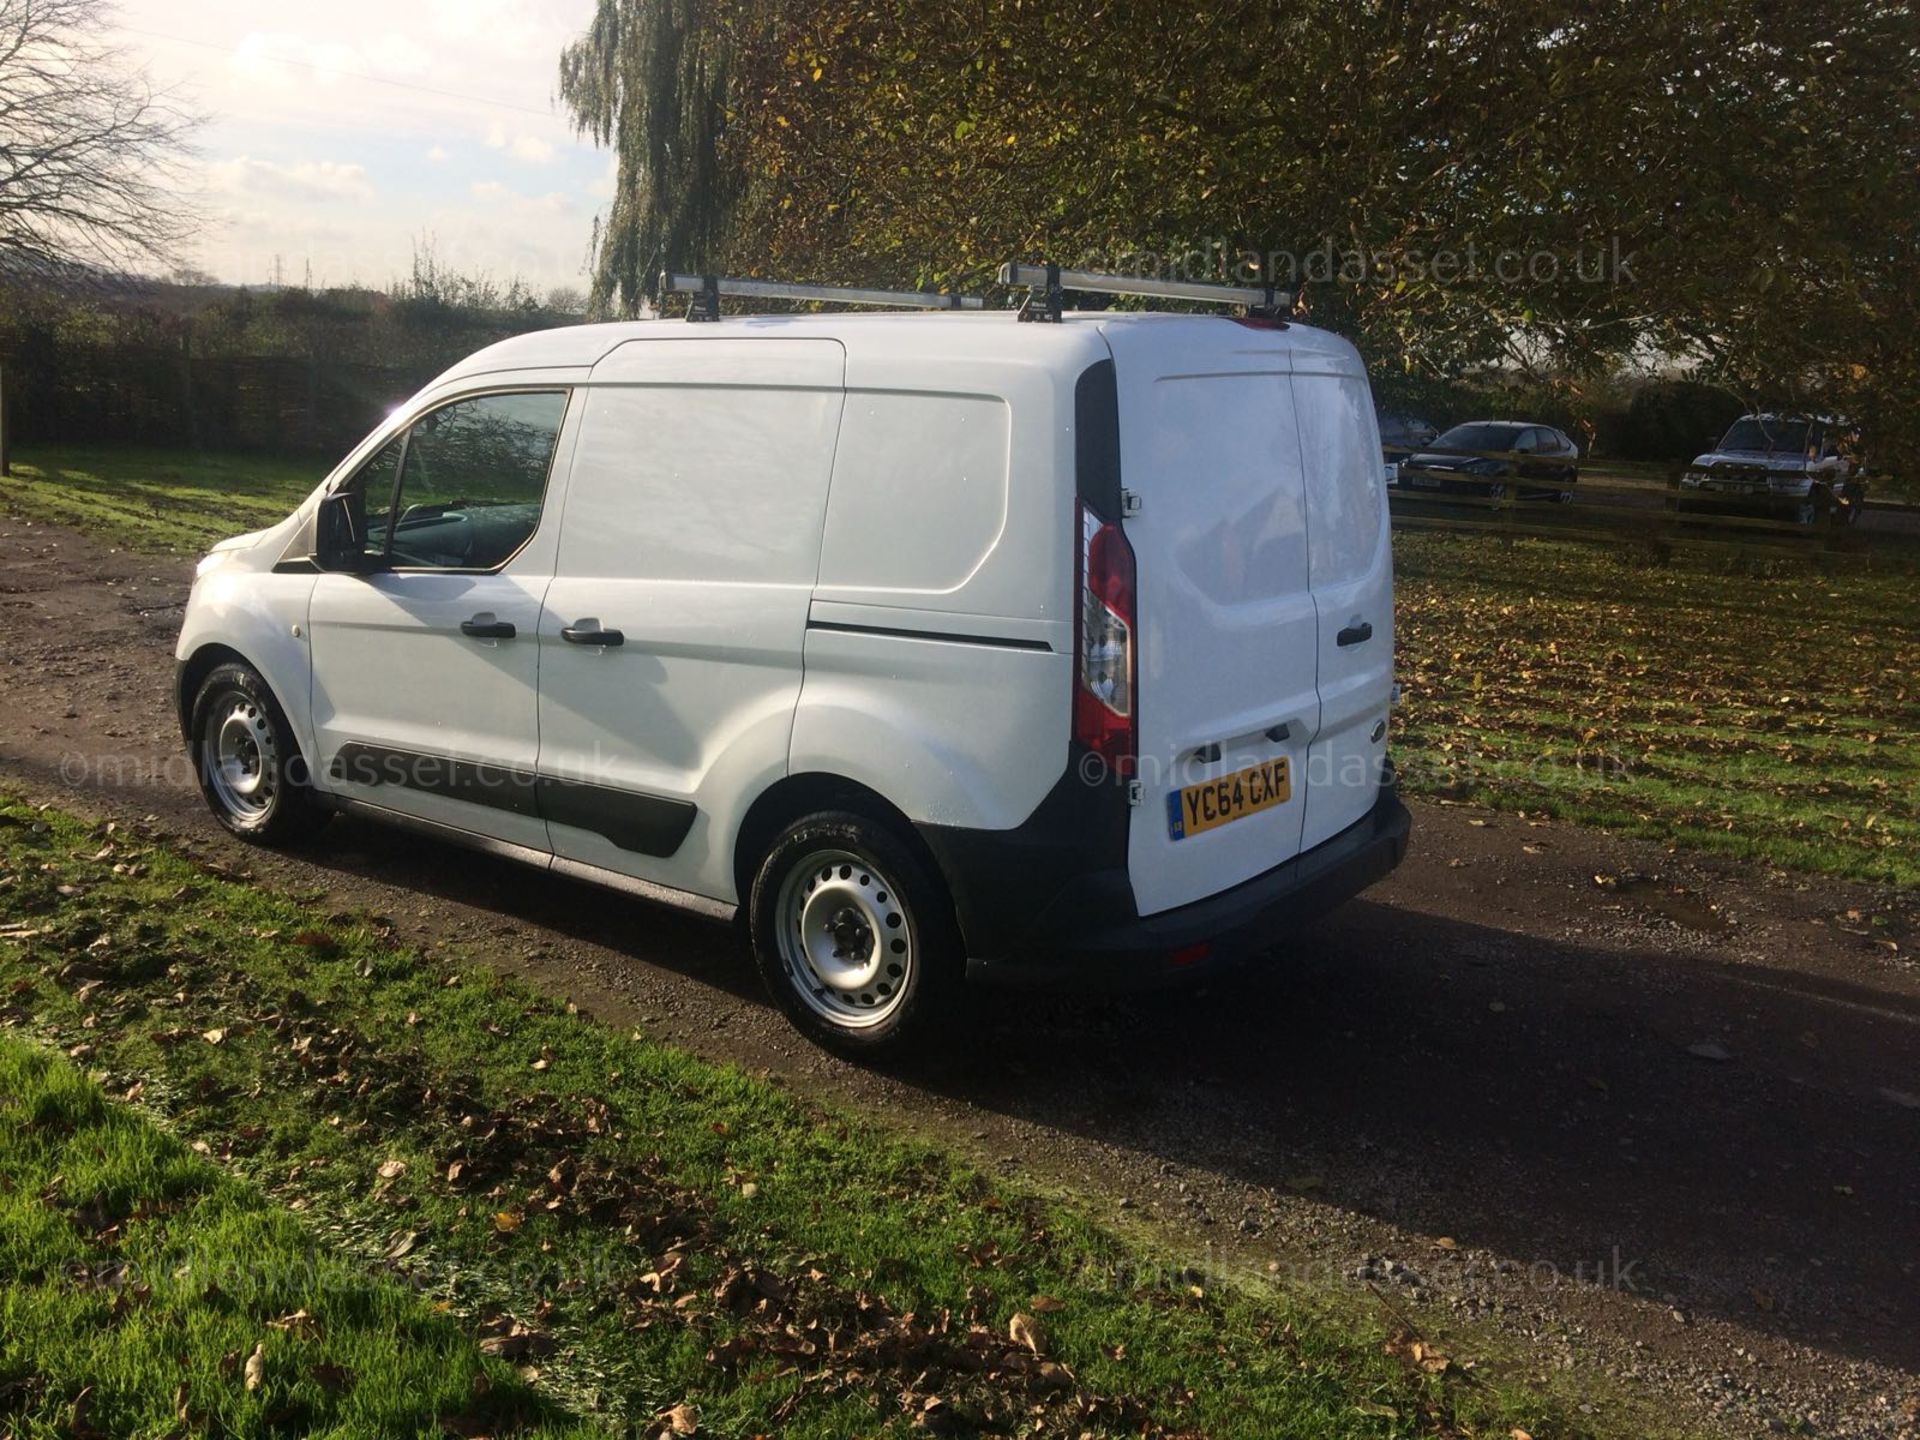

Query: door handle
<box><xmin>459</xmin><ymin>616</ymin><xmax>516</xmax><ymax>639</ymax></box>
<box><xmin>1336</xmin><ymin>620</ymin><xmax>1374</xmax><ymax>647</ymax></box>
<box><xmin>561</xmin><ymin>622</ymin><xmax>624</xmax><ymax>647</ymax></box>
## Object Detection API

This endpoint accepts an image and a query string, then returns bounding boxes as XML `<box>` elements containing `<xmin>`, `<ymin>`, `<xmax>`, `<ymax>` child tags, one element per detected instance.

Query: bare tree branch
<box><xmin>0</xmin><ymin>0</ymin><xmax>199</xmax><ymax>277</ymax></box>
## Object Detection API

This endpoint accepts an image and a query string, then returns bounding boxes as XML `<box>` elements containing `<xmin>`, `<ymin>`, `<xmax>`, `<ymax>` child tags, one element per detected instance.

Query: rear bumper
<box><xmin>960</xmin><ymin>780</ymin><xmax>1411</xmax><ymax>990</ymax></box>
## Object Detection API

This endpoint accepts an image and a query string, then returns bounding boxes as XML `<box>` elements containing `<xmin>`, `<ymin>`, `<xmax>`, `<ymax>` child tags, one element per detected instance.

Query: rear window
<box><xmin>1433</xmin><ymin>423</ymin><xmax>1523</xmax><ymax>453</ymax></box>
<box><xmin>1295</xmin><ymin>374</ymin><xmax>1387</xmax><ymax>588</ymax></box>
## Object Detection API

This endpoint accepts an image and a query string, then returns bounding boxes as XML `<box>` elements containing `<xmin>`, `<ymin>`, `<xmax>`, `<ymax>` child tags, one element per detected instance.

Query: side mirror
<box><xmin>311</xmin><ymin>491</ymin><xmax>385</xmax><ymax>574</ymax></box>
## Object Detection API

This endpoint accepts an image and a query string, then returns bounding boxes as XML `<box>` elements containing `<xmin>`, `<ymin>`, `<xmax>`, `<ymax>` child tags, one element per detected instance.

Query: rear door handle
<box><xmin>561</xmin><ymin>622</ymin><xmax>624</xmax><ymax>647</ymax></box>
<box><xmin>1336</xmin><ymin>620</ymin><xmax>1374</xmax><ymax>647</ymax></box>
<box><xmin>459</xmin><ymin>616</ymin><xmax>516</xmax><ymax>639</ymax></box>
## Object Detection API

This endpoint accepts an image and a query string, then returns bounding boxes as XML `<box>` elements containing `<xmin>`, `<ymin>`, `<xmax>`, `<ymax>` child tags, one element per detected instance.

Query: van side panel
<box><xmin>794</xmin><ymin>333</ymin><xmax>1100</xmax><ymax>841</ymax></box>
<box><xmin>816</xmin><ymin>393</ymin><xmax>1011</xmax><ymax>595</ymax></box>
<box><xmin>534</xmin><ymin>337</ymin><xmax>846</xmax><ymax>902</ymax></box>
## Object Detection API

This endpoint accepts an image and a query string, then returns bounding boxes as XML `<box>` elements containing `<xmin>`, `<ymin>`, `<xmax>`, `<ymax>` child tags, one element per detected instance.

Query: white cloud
<box><xmin>471</xmin><ymin>179</ymin><xmax>571</xmax><ymax>215</ymax></box>
<box><xmin>486</xmin><ymin>121</ymin><xmax>556</xmax><ymax>164</ymax></box>
<box><xmin>114</xmin><ymin>0</ymin><xmax>604</xmax><ymax>289</ymax></box>
<box><xmin>207</xmin><ymin>156</ymin><xmax>377</xmax><ymax>203</ymax></box>
<box><xmin>586</xmin><ymin>153</ymin><xmax>619</xmax><ymax>200</ymax></box>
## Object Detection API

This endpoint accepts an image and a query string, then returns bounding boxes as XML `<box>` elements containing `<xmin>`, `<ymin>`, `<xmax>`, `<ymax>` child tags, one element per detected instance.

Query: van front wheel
<box><xmin>749</xmin><ymin>812</ymin><xmax>960</xmax><ymax>1053</ymax></box>
<box><xmin>190</xmin><ymin>661</ymin><xmax>330</xmax><ymax>845</ymax></box>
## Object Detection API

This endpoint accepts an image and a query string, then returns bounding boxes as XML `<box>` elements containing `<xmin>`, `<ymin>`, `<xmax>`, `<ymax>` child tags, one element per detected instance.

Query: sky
<box><xmin>113</xmin><ymin>0</ymin><xmax>614</xmax><ymax>293</ymax></box>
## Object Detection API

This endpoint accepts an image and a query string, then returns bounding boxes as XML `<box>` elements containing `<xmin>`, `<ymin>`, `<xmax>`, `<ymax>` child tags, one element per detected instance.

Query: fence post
<box><xmin>0</xmin><ymin>358</ymin><xmax>11</xmax><ymax>477</ymax></box>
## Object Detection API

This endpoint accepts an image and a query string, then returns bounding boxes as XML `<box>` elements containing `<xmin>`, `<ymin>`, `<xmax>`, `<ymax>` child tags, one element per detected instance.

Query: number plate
<box><xmin>1167</xmin><ymin>758</ymin><xmax>1292</xmax><ymax>840</ymax></box>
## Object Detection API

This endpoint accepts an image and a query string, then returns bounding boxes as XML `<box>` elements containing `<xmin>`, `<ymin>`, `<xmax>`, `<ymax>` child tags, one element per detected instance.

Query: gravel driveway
<box><xmin>2</xmin><ymin>518</ymin><xmax>1916</xmax><ymax>1439</ymax></box>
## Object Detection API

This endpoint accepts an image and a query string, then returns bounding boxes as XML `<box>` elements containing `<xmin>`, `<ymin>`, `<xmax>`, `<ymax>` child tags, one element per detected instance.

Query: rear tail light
<box><xmin>1074</xmin><ymin>500</ymin><xmax>1137</xmax><ymax>776</ymax></box>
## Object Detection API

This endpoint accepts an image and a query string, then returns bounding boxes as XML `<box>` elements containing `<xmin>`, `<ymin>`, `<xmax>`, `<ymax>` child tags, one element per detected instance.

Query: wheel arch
<box><xmin>732</xmin><ymin>772</ymin><xmax>947</xmax><ymax>912</ymax></box>
<box><xmin>176</xmin><ymin>642</ymin><xmax>255</xmax><ymax>741</ymax></box>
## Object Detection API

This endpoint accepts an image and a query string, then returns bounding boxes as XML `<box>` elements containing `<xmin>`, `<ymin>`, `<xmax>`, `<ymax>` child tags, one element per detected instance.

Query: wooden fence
<box><xmin>1384</xmin><ymin>447</ymin><xmax>1912</xmax><ymax>560</ymax></box>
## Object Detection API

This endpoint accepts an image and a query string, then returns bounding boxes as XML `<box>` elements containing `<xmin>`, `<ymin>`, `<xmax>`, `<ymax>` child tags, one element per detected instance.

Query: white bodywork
<box><xmin>177</xmin><ymin>311</ymin><xmax>1396</xmax><ymax>934</ymax></box>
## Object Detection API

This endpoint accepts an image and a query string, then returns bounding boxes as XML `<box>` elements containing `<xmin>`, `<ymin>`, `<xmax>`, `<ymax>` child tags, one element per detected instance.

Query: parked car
<box><xmin>175</xmin><ymin>309</ymin><xmax>1409</xmax><ymax>1052</ymax></box>
<box><xmin>1375</xmin><ymin>411</ymin><xmax>1438</xmax><ymax>453</ymax></box>
<box><xmin>1678</xmin><ymin>413</ymin><xmax>1864</xmax><ymax>525</ymax></box>
<box><xmin>1400</xmin><ymin>421</ymin><xmax>1580</xmax><ymax>501</ymax></box>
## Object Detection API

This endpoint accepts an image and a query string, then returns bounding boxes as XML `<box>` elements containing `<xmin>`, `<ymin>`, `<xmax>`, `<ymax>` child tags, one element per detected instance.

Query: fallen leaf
<box><xmin>243</xmin><ymin>1342</ymin><xmax>266</xmax><ymax>1392</ymax></box>
<box><xmin>1008</xmin><ymin>1312</ymin><xmax>1046</xmax><ymax>1356</ymax></box>
<box><xmin>494</xmin><ymin>1209</ymin><xmax>524</xmax><ymax>1233</ymax></box>
<box><xmin>267</xmin><ymin>1309</ymin><xmax>318</xmax><ymax>1337</ymax></box>
<box><xmin>69</xmin><ymin>1385</ymin><xmax>105</xmax><ymax>1440</ymax></box>
<box><xmin>310</xmin><ymin>1363</ymin><xmax>353</xmax><ymax>1394</ymax></box>
<box><xmin>660</xmin><ymin>1401</ymin><xmax>698</xmax><ymax>1434</ymax></box>
<box><xmin>202</xmin><ymin>1028</ymin><xmax>227</xmax><ymax>1046</ymax></box>
<box><xmin>377</xmin><ymin>1160</ymin><xmax>407</xmax><ymax>1181</ymax></box>
<box><xmin>1029</xmin><ymin>1293</ymin><xmax>1066</xmax><ymax>1313</ymax></box>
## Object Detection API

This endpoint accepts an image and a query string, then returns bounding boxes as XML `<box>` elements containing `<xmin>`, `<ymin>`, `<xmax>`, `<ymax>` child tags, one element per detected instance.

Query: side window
<box><xmin>336</xmin><ymin>436</ymin><xmax>403</xmax><ymax>554</ymax></box>
<box><xmin>371</xmin><ymin>391</ymin><xmax>568</xmax><ymax>570</ymax></box>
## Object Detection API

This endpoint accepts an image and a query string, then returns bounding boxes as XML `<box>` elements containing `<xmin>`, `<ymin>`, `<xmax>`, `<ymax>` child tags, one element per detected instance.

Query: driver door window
<box><xmin>341</xmin><ymin>391</ymin><xmax>568</xmax><ymax>571</ymax></box>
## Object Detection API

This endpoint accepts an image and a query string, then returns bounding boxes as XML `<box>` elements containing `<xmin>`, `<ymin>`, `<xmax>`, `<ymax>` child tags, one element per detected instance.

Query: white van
<box><xmin>175</xmin><ymin>282</ymin><xmax>1409</xmax><ymax>1051</ymax></box>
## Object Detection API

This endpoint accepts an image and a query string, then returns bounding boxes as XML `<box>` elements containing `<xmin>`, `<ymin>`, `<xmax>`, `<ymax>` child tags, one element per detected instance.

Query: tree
<box><xmin>0</xmin><ymin>0</ymin><xmax>197</xmax><ymax>275</ymax></box>
<box><xmin>562</xmin><ymin>0</ymin><xmax>1920</xmax><ymax>466</ymax></box>
<box><xmin>559</xmin><ymin>0</ymin><xmax>752</xmax><ymax>315</ymax></box>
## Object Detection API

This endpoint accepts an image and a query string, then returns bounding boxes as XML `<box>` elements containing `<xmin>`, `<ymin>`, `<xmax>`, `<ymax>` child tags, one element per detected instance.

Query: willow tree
<box><xmin>558</xmin><ymin>0</ymin><xmax>748</xmax><ymax>315</ymax></box>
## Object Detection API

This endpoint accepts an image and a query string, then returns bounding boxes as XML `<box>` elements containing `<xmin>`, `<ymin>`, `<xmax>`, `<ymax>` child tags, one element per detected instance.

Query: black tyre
<box><xmin>189</xmin><ymin>661</ymin><xmax>330</xmax><ymax>845</ymax></box>
<box><xmin>748</xmin><ymin>810</ymin><xmax>962</xmax><ymax>1053</ymax></box>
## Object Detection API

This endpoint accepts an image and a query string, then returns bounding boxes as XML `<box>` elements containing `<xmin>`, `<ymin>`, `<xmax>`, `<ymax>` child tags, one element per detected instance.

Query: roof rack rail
<box><xmin>997</xmin><ymin>261</ymin><xmax>1293</xmax><ymax>325</ymax></box>
<box><xmin>661</xmin><ymin>272</ymin><xmax>985</xmax><ymax>322</ymax></box>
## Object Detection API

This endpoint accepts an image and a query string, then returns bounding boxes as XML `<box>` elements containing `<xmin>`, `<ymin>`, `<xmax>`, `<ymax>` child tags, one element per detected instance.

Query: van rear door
<box><xmin>1103</xmin><ymin>320</ymin><xmax>1319</xmax><ymax>918</ymax></box>
<box><xmin>1292</xmin><ymin>362</ymin><xmax>1393</xmax><ymax>851</ymax></box>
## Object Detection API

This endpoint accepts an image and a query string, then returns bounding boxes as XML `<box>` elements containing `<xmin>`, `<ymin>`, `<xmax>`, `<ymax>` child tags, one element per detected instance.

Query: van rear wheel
<box><xmin>748</xmin><ymin>811</ymin><xmax>960</xmax><ymax>1053</ymax></box>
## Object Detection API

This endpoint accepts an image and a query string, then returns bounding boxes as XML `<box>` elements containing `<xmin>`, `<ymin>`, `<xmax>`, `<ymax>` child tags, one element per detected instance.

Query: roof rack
<box><xmin>997</xmin><ymin>261</ymin><xmax>1293</xmax><ymax>325</ymax></box>
<box><xmin>661</xmin><ymin>271</ymin><xmax>985</xmax><ymax>322</ymax></box>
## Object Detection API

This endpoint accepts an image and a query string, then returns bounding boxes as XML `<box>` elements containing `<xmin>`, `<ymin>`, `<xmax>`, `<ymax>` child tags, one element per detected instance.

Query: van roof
<box><xmin>432</xmin><ymin>310</ymin><xmax>1366</xmax><ymax>387</ymax></box>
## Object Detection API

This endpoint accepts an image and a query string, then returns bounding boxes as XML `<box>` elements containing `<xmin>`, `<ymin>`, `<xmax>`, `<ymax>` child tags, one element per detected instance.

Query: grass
<box><xmin>6</xmin><ymin>442</ymin><xmax>1914</xmax><ymax>889</ymax></box>
<box><xmin>0</xmin><ymin>1036</ymin><xmax>592</xmax><ymax>1439</ymax></box>
<box><xmin>0</xmin><ymin>446</ymin><xmax>322</xmax><ymax>553</ymax></box>
<box><xmin>0</xmin><ymin>795</ymin><xmax>1627</xmax><ymax>1440</ymax></box>
<box><xmin>1392</xmin><ymin>532</ymin><xmax>1920</xmax><ymax>887</ymax></box>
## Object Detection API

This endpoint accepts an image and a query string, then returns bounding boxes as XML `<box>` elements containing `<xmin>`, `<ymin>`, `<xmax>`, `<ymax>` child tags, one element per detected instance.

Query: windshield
<box><xmin>1430</xmin><ymin>423</ymin><xmax>1523</xmax><ymax>453</ymax></box>
<box><xmin>1720</xmin><ymin>418</ymin><xmax>1810</xmax><ymax>454</ymax></box>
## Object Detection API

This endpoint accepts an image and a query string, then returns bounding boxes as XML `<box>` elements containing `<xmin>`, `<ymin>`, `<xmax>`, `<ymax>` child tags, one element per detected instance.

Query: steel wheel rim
<box><xmin>205</xmin><ymin>690</ymin><xmax>278</xmax><ymax>823</ymax></box>
<box><xmin>775</xmin><ymin>848</ymin><xmax>912</xmax><ymax>1029</ymax></box>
